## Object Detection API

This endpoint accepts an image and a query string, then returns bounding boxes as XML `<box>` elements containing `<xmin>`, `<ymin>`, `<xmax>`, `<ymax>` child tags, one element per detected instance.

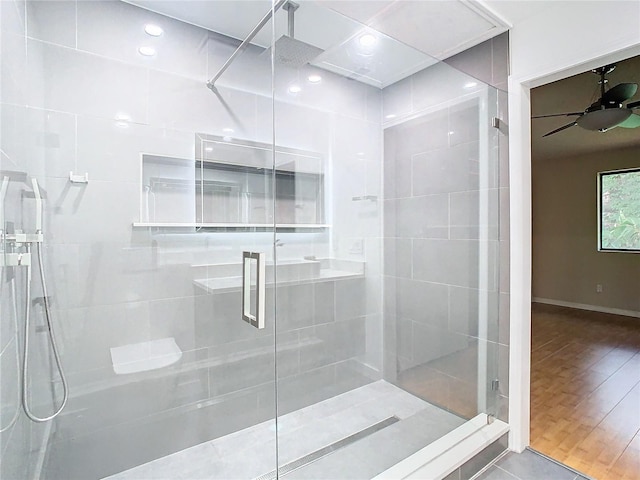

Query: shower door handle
<box><xmin>242</xmin><ymin>251</ymin><xmax>265</xmax><ymax>329</ymax></box>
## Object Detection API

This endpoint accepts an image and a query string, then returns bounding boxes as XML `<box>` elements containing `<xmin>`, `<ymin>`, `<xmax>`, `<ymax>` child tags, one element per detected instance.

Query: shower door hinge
<box><xmin>491</xmin><ymin>117</ymin><xmax>501</xmax><ymax>129</ymax></box>
<box><xmin>491</xmin><ymin>379</ymin><xmax>500</xmax><ymax>391</ymax></box>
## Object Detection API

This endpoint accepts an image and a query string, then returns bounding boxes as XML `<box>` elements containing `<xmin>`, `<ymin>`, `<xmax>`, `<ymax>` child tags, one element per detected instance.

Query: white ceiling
<box><xmin>125</xmin><ymin>0</ymin><xmax>508</xmax><ymax>88</ymax></box>
<box><xmin>531</xmin><ymin>54</ymin><xmax>640</xmax><ymax>160</ymax></box>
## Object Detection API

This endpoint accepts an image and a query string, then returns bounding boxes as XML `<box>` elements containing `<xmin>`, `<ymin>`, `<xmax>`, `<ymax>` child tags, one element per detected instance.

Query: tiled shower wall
<box><xmin>381</xmin><ymin>34</ymin><xmax>510</xmax><ymax>421</ymax></box>
<box><xmin>0</xmin><ymin>1</ymin><xmax>383</xmax><ymax>478</ymax></box>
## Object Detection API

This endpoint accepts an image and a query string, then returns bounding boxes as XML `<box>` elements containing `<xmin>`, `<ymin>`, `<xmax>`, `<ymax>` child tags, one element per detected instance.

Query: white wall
<box><xmin>489</xmin><ymin>0</ymin><xmax>640</xmax><ymax>452</ymax></box>
<box><xmin>532</xmin><ymin>148</ymin><xmax>640</xmax><ymax>317</ymax></box>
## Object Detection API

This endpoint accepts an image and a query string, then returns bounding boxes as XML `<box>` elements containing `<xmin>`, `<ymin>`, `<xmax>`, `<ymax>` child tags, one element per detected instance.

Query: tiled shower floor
<box><xmin>105</xmin><ymin>381</ymin><xmax>465</xmax><ymax>480</ymax></box>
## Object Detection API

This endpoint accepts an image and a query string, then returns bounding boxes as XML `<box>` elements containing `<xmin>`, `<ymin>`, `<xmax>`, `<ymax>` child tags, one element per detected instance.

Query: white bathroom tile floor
<box><xmin>105</xmin><ymin>380</ymin><xmax>465</xmax><ymax>480</ymax></box>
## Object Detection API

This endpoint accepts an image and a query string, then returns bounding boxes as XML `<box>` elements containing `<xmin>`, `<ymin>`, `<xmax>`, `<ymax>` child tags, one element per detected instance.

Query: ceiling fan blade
<box><xmin>542</xmin><ymin>121</ymin><xmax>577</xmax><ymax>137</ymax></box>
<box><xmin>532</xmin><ymin>112</ymin><xmax>583</xmax><ymax>119</ymax></box>
<box><xmin>576</xmin><ymin>108</ymin><xmax>632</xmax><ymax>130</ymax></box>
<box><xmin>617</xmin><ymin>113</ymin><xmax>640</xmax><ymax>128</ymax></box>
<box><xmin>602</xmin><ymin>83</ymin><xmax>638</xmax><ymax>104</ymax></box>
<box><xmin>628</xmin><ymin>100</ymin><xmax>640</xmax><ymax>109</ymax></box>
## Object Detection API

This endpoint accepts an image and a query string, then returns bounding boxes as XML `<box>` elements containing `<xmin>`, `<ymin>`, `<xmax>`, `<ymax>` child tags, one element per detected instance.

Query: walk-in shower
<box><xmin>1</xmin><ymin>1</ymin><xmax>510</xmax><ymax>478</ymax></box>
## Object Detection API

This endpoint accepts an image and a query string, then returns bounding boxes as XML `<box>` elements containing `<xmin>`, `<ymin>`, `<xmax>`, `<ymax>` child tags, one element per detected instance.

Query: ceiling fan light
<box><xmin>576</xmin><ymin>108</ymin><xmax>632</xmax><ymax>131</ymax></box>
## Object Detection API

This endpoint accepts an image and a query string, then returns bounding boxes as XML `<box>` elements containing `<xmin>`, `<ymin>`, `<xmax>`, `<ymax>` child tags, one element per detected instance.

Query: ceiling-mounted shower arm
<box><xmin>206</xmin><ymin>0</ymin><xmax>289</xmax><ymax>91</ymax></box>
<box><xmin>284</xmin><ymin>1</ymin><xmax>299</xmax><ymax>38</ymax></box>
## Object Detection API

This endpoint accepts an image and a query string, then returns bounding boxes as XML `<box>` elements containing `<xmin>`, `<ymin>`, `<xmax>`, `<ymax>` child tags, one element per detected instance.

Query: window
<box><xmin>598</xmin><ymin>168</ymin><xmax>640</xmax><ymax>252</ymax></box>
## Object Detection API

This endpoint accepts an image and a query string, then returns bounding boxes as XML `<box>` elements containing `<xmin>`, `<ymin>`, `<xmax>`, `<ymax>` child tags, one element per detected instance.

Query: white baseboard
<box><xmin>532</xmin><ymin>297</ymin><xmax>640</xmax><ymax>319</ymax></box>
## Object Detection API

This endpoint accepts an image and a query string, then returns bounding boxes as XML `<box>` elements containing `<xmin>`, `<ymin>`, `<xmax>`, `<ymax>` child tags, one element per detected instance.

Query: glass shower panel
<box><xmin>271</xmin><ymin>2</ymin><xmax>388</xmax><ymax>475</ymax></box>
<box><xmin>272</xmin><ymin>2</ymin><xmax>502</xmax><ymax>477</ymax></box>
<box><xmin>0</xmin><ymin>1</ymin><xmax>280</xmax><ymax>479</ymax></box>
<box><xmin>384</xmin><ymin>81</ymin><xmax>502</xmax><ymax>419</ymax></box>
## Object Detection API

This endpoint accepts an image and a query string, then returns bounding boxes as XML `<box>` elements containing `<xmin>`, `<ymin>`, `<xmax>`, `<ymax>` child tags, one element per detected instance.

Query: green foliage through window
<box><xmin>600</xmin><ymin>169</ymin><xmax>640</xmax><ymax>251</ymax></box>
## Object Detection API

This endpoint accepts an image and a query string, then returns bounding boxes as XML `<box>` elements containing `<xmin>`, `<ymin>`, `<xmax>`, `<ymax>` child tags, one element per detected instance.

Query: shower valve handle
<box><xmin>5</xmin><ymin>233</ymin><xmax>43</xmax><ymax>244</ymax></box>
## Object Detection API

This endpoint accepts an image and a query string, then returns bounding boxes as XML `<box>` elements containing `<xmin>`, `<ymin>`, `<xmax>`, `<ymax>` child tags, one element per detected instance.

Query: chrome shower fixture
<box><xmin>1</xmin><ymin>177</ymin><xmax>69</xmax><ymax>423</ymax></box>
<box><xmin>207</xmin><ymin>0</ymin><xmax>322</xmax><ymax>91</ymax></box>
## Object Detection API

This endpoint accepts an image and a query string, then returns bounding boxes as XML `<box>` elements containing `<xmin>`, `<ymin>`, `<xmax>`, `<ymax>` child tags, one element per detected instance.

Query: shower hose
<box><xmin>22</xmin><ymin>240</ymin><xmax>69</xmax><ymax>422</ymax></box>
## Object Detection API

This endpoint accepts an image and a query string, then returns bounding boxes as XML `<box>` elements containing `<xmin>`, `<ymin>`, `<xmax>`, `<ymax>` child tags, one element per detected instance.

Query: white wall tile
<box><xmin>413</xmin><ymin>238</ymin><xmax>498</xmax><ymax>291</ymax></box>
<box><xmin>412</xmin><ymin>62</ymin><xmax>476</xmax><ymax>112</ymax></box>
<box><xmin>277</xmin><ymin>65</ymin><xmax>371</xmax><ymax>121</ymax></box>
<box><xmin>148</xmin><ymin>71</ymin><xmax>258</xmax><ymax>138</ymax></box>
<box><xmin>211</xmin><ymin>42</ymin><xmax>271</xmax><ymax>98</ymax></box>
<box><xmin>382</xmin><ymin>76</ymin><xmax>411</xmax><ymax>120</ymax></box>
<box><xmin>26</xmin><ymin>39</ymin><xmax>148</xmax><ymax>122</ymax></box>
<box><xmin>271</xmin><ymin>99</ymin><xmax>331</xmax><ymax>153</ymax></box>
<box><xmin>54</xmin><ymin>303</ymin><xmax>151</xmax><ymax>374</ymax></box>
<box><xmin>448</xmin><ymin>99</ymin><xmax>479</xmax><ymax>146</ymax></box>
<box><xmin>77</xmin><ymin>117</ymin><xmax>193</xmax><ymax>183</ymax></box>
<box><xmin>43</xmin><ymin>177</ymin><xmax>139</xmax><ymax>244</ymax></box>
<box><xmin>1</xmin><ymin>0</ymin><xmax>28</xmax><ymax>105</ymax></box>
<box><xmin>412</xmin><ymin>142</ymin><xmax>480</xmax><ymax>196</ymax></box>
<box><xmin>1</xmin><ymin>105</ymin><xmax>76</xmax><ymax>180</ymax></box>
<box><xmin>27</xmin><ymin>0</ymin><xmax>76</xmax><ymax>48</ymax></box>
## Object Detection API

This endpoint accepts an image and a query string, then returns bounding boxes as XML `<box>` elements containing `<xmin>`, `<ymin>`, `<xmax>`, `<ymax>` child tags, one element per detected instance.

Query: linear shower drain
<box><xmin>254</xmin><ymin>416</ymin><xmax>400</xmax><ymax>480</ymax></box>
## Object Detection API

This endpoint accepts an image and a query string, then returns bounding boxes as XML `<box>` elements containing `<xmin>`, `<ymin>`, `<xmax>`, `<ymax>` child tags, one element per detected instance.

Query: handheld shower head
<box><xmin>31</xmin><ymin>178</ymin><xmax>43</xmax><ymax>233</ymax></box>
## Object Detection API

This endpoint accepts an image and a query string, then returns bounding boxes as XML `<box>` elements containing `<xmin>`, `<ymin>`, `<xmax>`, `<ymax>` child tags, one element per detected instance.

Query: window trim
<box><xmin>597</xmin><ymin>167</ymin><xmax>640</xmax><ymax>254</ymax></box>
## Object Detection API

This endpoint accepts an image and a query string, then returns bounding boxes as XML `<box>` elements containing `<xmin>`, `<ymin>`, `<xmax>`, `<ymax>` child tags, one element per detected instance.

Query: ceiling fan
<box><xmin>532</xmin><ymin>64</ymin><xmax>640</xmax><ymax>137</ymax></box>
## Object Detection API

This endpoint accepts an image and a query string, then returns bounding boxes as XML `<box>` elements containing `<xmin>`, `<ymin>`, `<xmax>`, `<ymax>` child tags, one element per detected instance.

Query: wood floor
<box><xmin>530</xmin><ymin>303</ymin><xmax>640</xmax><ymax>480</ymax></box>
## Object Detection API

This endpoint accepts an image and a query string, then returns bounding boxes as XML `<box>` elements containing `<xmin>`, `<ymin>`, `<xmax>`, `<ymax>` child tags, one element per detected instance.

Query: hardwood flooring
<box><xmin>530</xmin><ymin>303</ymin><xmax>640</xmax><ymax>480</ymax></box>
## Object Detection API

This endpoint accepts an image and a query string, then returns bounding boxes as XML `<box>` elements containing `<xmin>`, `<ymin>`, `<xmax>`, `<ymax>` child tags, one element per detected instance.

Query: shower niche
<box><xmin>136</xmin><ymin>134</ymin><xmax>325</xmax><ymax>229</ymax></box>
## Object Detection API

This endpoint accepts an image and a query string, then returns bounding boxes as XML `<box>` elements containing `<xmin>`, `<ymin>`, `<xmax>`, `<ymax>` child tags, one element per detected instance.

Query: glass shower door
<box><xmin>0</xmin><ymin>1</ymin><xmax>281</xmax><ymax>479</ymax></box>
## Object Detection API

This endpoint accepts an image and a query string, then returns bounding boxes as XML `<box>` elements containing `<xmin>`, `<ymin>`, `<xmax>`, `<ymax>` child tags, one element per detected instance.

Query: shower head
<box><xmin>207</xmin><ymin>0</ymin><xmax>323</xmax><ymax>90</ymax></box>
<box><xmin>263</xmin><ymin>2</ymin><xmax>323</xmax><ymax>68</ymax></box>
<box><xmin>264</xmin><ymin>35</ymin><xmax>324</xmax><ymax>69</ymax></box>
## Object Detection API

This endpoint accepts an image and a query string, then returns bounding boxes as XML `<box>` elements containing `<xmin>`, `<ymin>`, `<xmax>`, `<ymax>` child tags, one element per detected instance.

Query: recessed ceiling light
<box><xmin>288</xmin><ymin>85</ymin><xmax>302</xmax><ymax>94</ymax></box>
<box><xmin>448</xmin><ymin>131</ymin><xmax>455</xmax><ymax>135</ymax></box>
<box><xmin>144</xmin><ymin>24</ymin><xmax>163</xmax><ymax>37</ymax></box>
<box><xmin>359</xmin><ymin>33</ymin><xmax>377</xmax><ymax>47</ymax></box>
<box><xmin>308</xmin><ymin>74</ymin><xmax>322</xmax><ymax>84</ymax></box>
<box><xmin>222</xmin><ymin>128</ymin><xmax>234</xmax><ymax>133</ymax></box>
<box><xmin>138</xmin><ymin>46</ymin><xmax>156</xmax><ymax>57</ymax></box>
<box><xmin>205</xmin><ymin>147</ymin><xmax>213</xmax><ymax>152</ymax></box>
<box><xmin>357</xmin><ymin>152</ymin><xmax>365</xmax><ymax>156</ymax></box>
<box><xmin>464</xmin><ymin>82</ymin><xmax>478</xmax><ymax>89</ymax></box>
<box><xmin>385</xmin><ymin>114</ymin><xmax>396</xmax><ymax>120</ymax></box>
